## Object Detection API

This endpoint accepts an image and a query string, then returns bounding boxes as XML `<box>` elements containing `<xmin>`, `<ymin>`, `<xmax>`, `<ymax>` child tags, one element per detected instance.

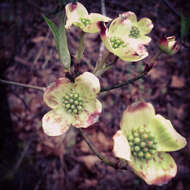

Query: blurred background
<box><xmin>0</xmin><ymin>0</ymin><xmax>190</xmax><ymax>189</ymax></box>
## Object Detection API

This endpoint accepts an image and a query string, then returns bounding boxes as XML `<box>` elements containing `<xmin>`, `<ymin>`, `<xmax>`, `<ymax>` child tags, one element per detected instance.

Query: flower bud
<box><xmin>158</xmin><ymin>36</ymin><xmax>180</xmax><ymax>55</ymax></box>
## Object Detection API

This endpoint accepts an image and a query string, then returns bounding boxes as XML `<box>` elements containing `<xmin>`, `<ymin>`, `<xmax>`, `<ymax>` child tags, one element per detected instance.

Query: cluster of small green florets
<box><xmin>62</xmin><ymin>90</ymin><xmax>84</xmax><ymax>114</ymax></box>
<box><xmin>129</xmin><ymin>26</ymin><xmax>140</xmax><ymax>38</ymax></box>
<box><xmin>110</xmin><ymin>37</ymin><xmax>124</xmax><ymax>49</ymax></box>
<box><xmin>80</xmin><ymin>18</ymin><xmax>91</xmax><ymax>26</ymax></box>
<box><xmin>127</xmin><ymin>126</ymin><xmax>157</xmax><ymax>160</ymax></box>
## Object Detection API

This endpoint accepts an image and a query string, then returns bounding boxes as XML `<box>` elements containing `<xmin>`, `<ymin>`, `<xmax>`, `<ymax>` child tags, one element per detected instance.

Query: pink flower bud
<box><xmin>158</xmin><ymin>36</ymin><xmax>180</xmax><ymax>55</ymax></box>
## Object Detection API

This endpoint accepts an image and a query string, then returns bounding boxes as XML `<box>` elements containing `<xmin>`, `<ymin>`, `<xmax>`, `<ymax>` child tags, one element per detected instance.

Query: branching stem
<box><xmin>100</xmin><ymin>70</ymin><xmax>148</xmax><ymax>93</ymax></box>
<box><xmin>100</xmin><ymin>50</ymin><xmax>162</xmax><ymax>93</ymax></box>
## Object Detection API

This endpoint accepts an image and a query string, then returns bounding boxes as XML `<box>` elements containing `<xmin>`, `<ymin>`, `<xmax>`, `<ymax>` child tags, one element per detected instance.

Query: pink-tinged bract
<box><xmin>99</xmin><ymin>11</ymin><xmax>153</xmax><ymax>62</ymax></box>
<box><xmin>65</xmin><ymin>2</ymin><xmax>111</xmax><ymax>33</ymax></box>
<box><xmin>113</xmin><ymin>102</ymin><xmax>186</xmax><ymax>185</ymax></box>
<box><xmin>42</xmin><ymin>72</ymin><xmax>102</xmax><ymax>136</ymax></box>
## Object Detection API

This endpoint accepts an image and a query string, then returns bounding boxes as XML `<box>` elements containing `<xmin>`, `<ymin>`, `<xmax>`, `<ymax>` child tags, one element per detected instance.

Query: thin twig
<box><xmin>101</xmin><ymin>0</ymin><xmax>106</xmax><ymax>16</ymax></box>
<box><xmin>0</xmin><ymin>141</ymin><xmax>31</xmax><ymax>181</ymax></box>
<box><xmin>100</xmin><ymin>70</ymin><xmax>148</xmax><ymax>93</ymax></box>
<box><xmin>100</xmin><ymin>50</ymin><xmax>162</xmax><ymax>93</ymax></box>
<box><xmin>78</xmin><ymin>128</ymin><xmax>128</xmax><ymax>170</ymax></box>
<box><xmin>0</xmin><ymin>79</ymin><xmax>45</xmax><ymax>91</ymax></box>
<box><xmin>13</xmin><ymin>141</ymin><xmax>31</xmax><ymax>174</ymax></box>
<box><xmin>161</xmin><ymin>0</ymin><xmax>180</xmax><ymax>18</ymax></box>
<box><xmin>78</xmin><ymin>128</ymin><xmax>118</xmax><ymax>168</ymax></box>
<box><xmin>11</xmin><ymin>92</ymin><xmax>30</xmax><ymax>110</ymax></box>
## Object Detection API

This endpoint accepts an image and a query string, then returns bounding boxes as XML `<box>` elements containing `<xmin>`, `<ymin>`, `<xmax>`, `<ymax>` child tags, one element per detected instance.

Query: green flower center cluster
<box><xmin>110</xmin><ymin>37</ymin><xmax>124</xmax><ymax>49</ymax></box>
<box><xmin>127</xmin><ymin>126</ymin><xmax>157</xmax><ymax>160</ymax></box>
<box><xmin>62</xmin><ymin>90</ymin><xmax>84</xmax><ymax>115</ymax></box>
<box><xmin>80</xmin><ymin>18</ymin><xmax>91</xmax><ymax>27</ymax></box>
<box><xmin>129</xmin><ymin>26</ymin><xmax>140</xmax><ymax>38</ymax></box>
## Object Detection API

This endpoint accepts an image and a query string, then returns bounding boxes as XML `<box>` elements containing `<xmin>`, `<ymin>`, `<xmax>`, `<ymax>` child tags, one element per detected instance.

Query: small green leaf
<box><xmin>42</xmin><ymin>15</ymin><xmax>59</xmax><ymax>50</ymax></box>
<box><xmin>58</xmin><ymin>16</ymin><xmax>71</xmax><ymax>71</ymax></box>
<box><xmin>42</xmin><ymin>15</ymin><xmax>71</xmax><ymax>71</ymax></box>
<box><xmin>180</xmin><ymin>14</ymin><xmax>190</xmax><ymax>40</ymax></box>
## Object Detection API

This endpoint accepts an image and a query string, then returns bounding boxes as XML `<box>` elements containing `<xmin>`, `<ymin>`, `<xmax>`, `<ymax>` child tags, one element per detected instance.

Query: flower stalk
<box><xmin>75</xmin><ymin>31</ymin><xmax>85</xmax><ymax>63</ymax></box>
<box><xmin>94</xmin><ymin>52</ymin><xmax>116</xmax><ymax>77</ymax></box>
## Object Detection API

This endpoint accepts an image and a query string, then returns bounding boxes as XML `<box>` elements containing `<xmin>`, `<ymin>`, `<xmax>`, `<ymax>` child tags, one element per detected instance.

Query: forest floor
<box><xmin>0</xmin><ymin>0</ymin><xmax>190</xmax><ymax>189</ymax></box>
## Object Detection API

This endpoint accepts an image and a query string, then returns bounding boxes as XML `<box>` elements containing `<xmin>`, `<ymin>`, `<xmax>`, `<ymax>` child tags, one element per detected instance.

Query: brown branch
<box><xmin>100</xmin><ymin>69</ymin><xmax>148</xmax><ymax>93</ymax></box>
<box><xmin>100</xmin><ymin>51</ymin><xmax>161</xmax><ymax>93</ymax></box>
<box><xmin>78</xmin><ymin>128</ymin><xmax>128</xmax><ymax>170</ymax></box>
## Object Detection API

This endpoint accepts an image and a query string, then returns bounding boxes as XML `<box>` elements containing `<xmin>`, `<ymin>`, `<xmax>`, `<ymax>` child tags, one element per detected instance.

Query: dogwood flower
<box><xmin>158</xmin><ymin>36</ymin><xmax>180</xmax><ymax>55</ymax></box>
<box><xmin>99</xmin><ymin>12</ymin><xmax>153</xmax><ymax>62</ymax></box>
<box><xmin>42</xmin><ymin>72</ymin><xmax>102</xmax><ymax>136</ymax></box>
<box><xmin>65</xmin><ymin>2</ymin><xmax>111</xmax><ymax>33</ymax></box>
<box><xmin>113</xmin><ymin>102</ymin><xmax>186</xmax><ymax>185</ymax></box>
